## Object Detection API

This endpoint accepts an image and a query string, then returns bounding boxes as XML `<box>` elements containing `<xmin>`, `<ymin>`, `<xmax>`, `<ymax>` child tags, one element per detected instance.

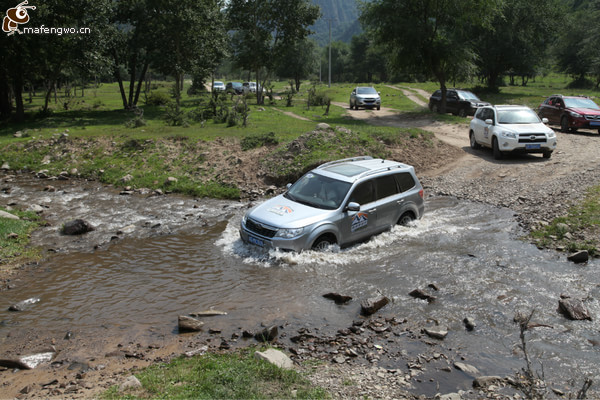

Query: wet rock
<box><xmin>62</xmin><ymin>219</ymin><xmax>95</xmax><ymax>235</ymax></box>
<box><xmin>473</xmin><ymin>376</ymin><xmax>504</xmax><ymax>388</ymax></box>
<box><xmin>8</xmin><ymin>297</ymin><xmax>41</xmax><ymax>311</ymax></box>
<box><xmin>463</xmin><ymin>317</ymin><xmax>476</xmax><ymax>331</ymax></box>
<box><xmin>0</xmin><ymin>210</ymin><xmax>19</xmax><ymax>220</ymax></box>
<box><xmin>58</xmin><ymin>171</ymin><xmax>69</xmax><ymax>180</ymax></box>
<box><xmin>254</xmin><ymin>348</ymin><xmax>293</xmax><ymax>369</ymax></box>
<box><xmin>255</xmin><ymin>325</ymin><xmax>278</xmax><ymax>342</ymax></box>
<box><xmin>44</xmin><ymin>185</ymin><xmax>56</xmax><ymax>192</ymax></box>
<box><xmin>189</xmin><ymin>310</ymin><xmax>228</xmax><ymax>317</ymax></box>
<box><xmin>0</xmin><ymin>347</ymin><xmax>56</xmax><ymax>369</ymax></box>
<box><xmin>36</xmin><ymin>169</ymin><xmax>49</xmax><ymax>179</ymax></box>
<box><xmin>360</xmin><ymin>295</ymin><xmax>389</xmax><ymax>316</ymax></box>
<box><xmin>119</xmin><ymin>376</ymin><xmax>142</xmax><ymax>391</ymax></box>
<box><xmin>558</xmin><ymin>296</ymin><xmax>592</xmax><ymax>321</ymax></box>
<box><xmin>409</xmin><ymin>288</ymin><xmax>436</xmax><ymax>303</ymax></box>
<box><xmin>178</xmin><ymin>315</ymin><xmax>204</xmax><ymax>332</ymax></box>
<box><xmin>28</xmin><ymin>204</ymin><xmax>44</xmax><ymax>213</ymax></box>
<box><xmin>423</xmin><ymin>328</ymin><xmax>448</xmax><ymax>340</ymax></box>
<box><xmin>323</xmin><ymin>292</ymin><xmax>352</xmax><ymax>304</ymax></box>
<box><xmin>454</xmin><ymin>362</ymin><xmax>480</xmax><ymax>376</ymax></box>
<box><xmin>567</xmin><ymin>250</ymin><xmax>589</xmax><ymax>264</ymax></box>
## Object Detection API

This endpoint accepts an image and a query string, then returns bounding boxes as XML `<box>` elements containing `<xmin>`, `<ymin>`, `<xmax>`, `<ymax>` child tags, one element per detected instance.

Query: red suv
<box><xmin>537</xmin><ymin>95</ymin><xmax>600</xmax><ymax>133</ymax></box>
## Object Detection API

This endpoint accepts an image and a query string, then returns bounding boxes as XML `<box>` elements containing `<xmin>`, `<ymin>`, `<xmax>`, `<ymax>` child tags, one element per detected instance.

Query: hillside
<box><xmin>310</xmin><ymin>0</ymin><xmax>365</xmax><ymax>45</ymax></box>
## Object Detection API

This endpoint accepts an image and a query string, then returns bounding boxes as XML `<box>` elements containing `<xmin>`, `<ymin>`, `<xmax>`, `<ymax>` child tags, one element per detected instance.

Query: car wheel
<box><xmin>349</xmin><ymin>102</ymin><xmax>353</xmax><ymax>110</ymax></box>
<box><xmin>492</xmin><ymin>137</ymin><xmax>503</xmax><ymax>160</ymax></box>
<box><xmin>543</xmin><ymin>150</ymin><xmax>552</xmax><ymax>159</ymax></box>
<box><xmin>432</xmin><ymin>104</ymin><xmax>439</xmax><ymax>113</ymax></box>
<box><xmin>458</xmin><ymin>107</ymin><xmax>467</xmax><ymax>118</ymax></box>
<box><xmin>312</xmin><ymin>235</ymin><xmax>335</xmax><ymax>251</ymax></box>
<box><xmin>469</xmin><ymin>131</ymin><xmax>481</xmax><ymax>149</ymax></box>
<box><xmin>377</xmin><ymin>105</ymin><xmax>380</xmax><ymax>110</ymax></box>
<box><xmin>398</xmin><ymin>212</ymin><xmax>415</xmax><ymax>226</ymax></box>
<box><xmin>561</xmin><ymin>116</ymin><xmax>570</xmax><ymax>133</ymax></box>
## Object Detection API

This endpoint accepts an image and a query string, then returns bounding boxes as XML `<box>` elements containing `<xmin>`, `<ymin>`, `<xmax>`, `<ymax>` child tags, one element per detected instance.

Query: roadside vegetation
<box><xmin>102</xmin><ymin>348</ymin><xmax>328</xmax><ymax>399</ymax></box>
<box><xmin>0</xmin><ymin>209</ymin><xmax>44</xmax><ymax>272</ymax></box>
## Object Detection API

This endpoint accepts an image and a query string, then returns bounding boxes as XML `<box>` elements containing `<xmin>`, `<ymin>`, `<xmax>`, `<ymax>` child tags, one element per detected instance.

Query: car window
<box><xmin>349</xmin><ymin>180</ymin><xmax>375</xmax><ymax>205</ymax></box>
<box><xmin>395</xmin><ymin>173</ymin><xmax>416</xmax><ymax>192</ymax></box>
<box><xmin>564</xmin><ymin>97</ymin><xmax>600</xmax><ymax>110</ymax></box>
<box><xmin>375</xmin><ymin>175</ymin><xmax>398</xmax><ymax>200</ymax></box>
<box><xmin>357</xmin><ymin>87</ymin><xmax>377</xmax><ymax>95</ymax></box>
<box><xmin>448</xmin><ymin>91</ymin><xmax>457</xmax><ymax>99</ymax></box>
<box><xmin>497</xmin><ymin>109</ymin><xmax>540</xmax><ymax>124</ymax></box>
<box><xmin>457</xmin><ymin>91</ymin><xmax>480</xmax><ymax>101</ymax></box>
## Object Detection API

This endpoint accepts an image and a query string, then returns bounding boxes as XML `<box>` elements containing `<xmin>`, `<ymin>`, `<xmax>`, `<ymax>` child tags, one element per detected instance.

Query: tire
<box><xmin>377</xmin><ymin>105</ymin><xmax>380</xmax><ymax>110</ymax></box>
<box><xmin>469</xmin><ymin>131</ymin><xmax>481</xmax><ymax>149</ymax></box>
<box><xmin>561</xmin><ymin>116</ymin><xmax>570</xmax><ymax>133</ymax></box>
<box><xmin>432</xmin><ymin>104</ymin><xmax>439</xmax><ymax>113</ymax></box>
<box><xmin>398</xmin><ymin>212</ymin><xmax>415</xmax><ymax>226</ymax></box>
<box><xmin>349</xmin><ymin>102</ymin><xmax>353</xmax><ymax>110</ymax></box>
<box><xmin>312</xmin><ymin>235</ymin><xmax>335</xmax><ymax>251</ymax></box>
<box><xmin>458</xmin><ymin>107</ymin><xmax>468</xmax><ymax>118</ymax></box>
<box><xmin>492</xmin><ymin>137</ymin><xmax>503</xmax><ymax>160</ymax></box>
<box><xmin>543</xmin><ymin>150</ymin><xmax>552</xmax><ymax>159</ymax></box>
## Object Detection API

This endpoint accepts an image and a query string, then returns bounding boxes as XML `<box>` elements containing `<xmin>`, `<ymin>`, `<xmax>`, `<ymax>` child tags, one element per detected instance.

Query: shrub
<box><xmin>145</xmin><ymin>91</ymin><xmax>171</xmax><ymax>106</ymax></box>
<box><xmin>241</xmin><ymin>132</ymin><xmax>278</xmax><ymax>151</ymax></box>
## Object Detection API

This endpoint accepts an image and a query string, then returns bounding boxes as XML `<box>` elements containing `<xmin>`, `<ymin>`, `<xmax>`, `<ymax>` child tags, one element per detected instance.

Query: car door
<box><xmin>541</xmin><ymin>97</ymin><xmax>560</xmax><ymax>124</ymax></box>
<box><xmin>447</xmin><ymin>90</ymin><xmax>459</xmax><ymax>113</ymax></box>
<box><xmin>339</xmin><ymin>179</ymin><xmax>378</xmax><ymax>245</ymax></box>
<box><xmin>472</xmin><ymin>108</ymin><xmax>492</xmax><ymax>146</ymax></box>
<box><xmin>373</xmin><ymin>174</ymin><xmax>401</xmax><ymax>231</ymax></box>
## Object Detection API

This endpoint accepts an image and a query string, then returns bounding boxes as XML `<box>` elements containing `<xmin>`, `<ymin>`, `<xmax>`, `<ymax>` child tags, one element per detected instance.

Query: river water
<box><xmin>1</xmin><ymin>175</ymin><xmax>598</xmax><ymax>395</ymax></box>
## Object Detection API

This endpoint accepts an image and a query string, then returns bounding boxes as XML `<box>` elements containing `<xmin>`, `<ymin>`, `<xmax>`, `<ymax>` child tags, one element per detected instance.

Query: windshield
<box><xmin>497</xmin><ymin>109</ymin><xmax>541</xmax><ymax>124</ymax></box>
<box><xmin>285</xmin><ymin>172</ymin><xmax>351</xmax><ymax>210</ymax></box>
<box><xmin>564</xmin><ymin>97</ymin><xmax>600</xmax><ymax>110</ymax></box>
<box><xmin>357</xmin><ymin>87</ymin><xmax>378</xmax><ymax>95</ymax></box>
<box><xmin>457</xmin><ymin>91</ymin><xmax>480</xmax><ymax>101</ymax></box>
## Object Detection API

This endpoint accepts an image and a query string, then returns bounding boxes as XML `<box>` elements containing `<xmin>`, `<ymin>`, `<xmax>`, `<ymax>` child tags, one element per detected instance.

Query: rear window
<box><xmin>395</xmin><ymin>173</ymin><xmax>416</xmax><ymax>192</ymax></box>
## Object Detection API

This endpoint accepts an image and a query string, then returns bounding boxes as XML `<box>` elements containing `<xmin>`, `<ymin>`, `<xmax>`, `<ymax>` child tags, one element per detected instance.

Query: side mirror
<box><xmin>485</xmin><ymin>119</ymin><xmax>493</xmax><ymax>125</ymax></box>
<box><xmin>286</xmin><ymin>183</ymin><xmax>292</xmax><ymax>189</ymax></box>
<box><xmin>346</xmin><ymin>202</ymin><xmax>360</xmax><ymax>212</ymax></box>
<box><xmin>378</xmin><ymin>91</ymin><xmax>381</xmax><ymax>95</ymax></box>
<box><xmin>542</xmin><ymin>117</ymin><xmax>549</xmax><ymax>124</ymax></box>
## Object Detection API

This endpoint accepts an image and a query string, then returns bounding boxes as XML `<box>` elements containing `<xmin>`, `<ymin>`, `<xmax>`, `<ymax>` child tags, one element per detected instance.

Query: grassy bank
<box><xmin>103</xmin><ymin>348</ymin><xmax>328</xmax><ymax>399</ymax></box>
<box><xmin>0</xmin><ymin>208</ymin><xmax>44</xmax><ymax>272</ymax></box>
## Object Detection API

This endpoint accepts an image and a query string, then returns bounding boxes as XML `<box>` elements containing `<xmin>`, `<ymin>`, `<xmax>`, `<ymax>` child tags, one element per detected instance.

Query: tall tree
<box><xmin>360</xmin><ymin>0</ymin><xmax>497</xmax><ymax>112</ymax></box>
<box><xmin>227</xmin><ymin>0</ymin><xmax>320</xmax><ymax>104</ymax></box>
<box><xmin>275</xmin><ymin>38</ymin><xmax>318</xmax><ymax>91</ymax></box>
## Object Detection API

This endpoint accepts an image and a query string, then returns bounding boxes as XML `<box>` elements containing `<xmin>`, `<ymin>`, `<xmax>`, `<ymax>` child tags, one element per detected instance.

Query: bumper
<box><xmin>570</xmin><ymin>117</ymin><xmax>600</xmax><ymax>129</ymax></box>
<box><xmin>356</xmin><ymin>99</ymin><xmax>381</xmax><ymax>107</ymax></box>
<box><xmin>498</xmin><ymin>137</ymin><xmax>557</xmax><ymax>153</ymax></box>
<box><xmin>239</xmin><ymin>226</ymin><xmax>311</xmax><ymax>252</ymax></box>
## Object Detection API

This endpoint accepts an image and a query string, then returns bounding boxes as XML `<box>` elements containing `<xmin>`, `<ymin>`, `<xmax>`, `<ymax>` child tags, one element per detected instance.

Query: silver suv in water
<box><xmin>239</xmin><ymin>156</ymin><xmax>425</xmax><ymax>251</ymax></box>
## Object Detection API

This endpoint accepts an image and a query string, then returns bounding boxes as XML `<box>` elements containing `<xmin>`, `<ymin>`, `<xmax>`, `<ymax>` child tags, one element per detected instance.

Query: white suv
<box><xmin>469</xmin><ymin>105</ymin><xmax>557</xmax><ymax>159</ymax></box>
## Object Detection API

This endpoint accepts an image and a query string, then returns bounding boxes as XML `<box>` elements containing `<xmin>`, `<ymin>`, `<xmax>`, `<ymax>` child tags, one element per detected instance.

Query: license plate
<box><xmin>526</xmin><ymin>144</ymin><xmax>541</xmax><ymax>149</ymax></box>
<box><xmin>248</xmin><ymin>235</ymin><xmax>264</xmax><ymax>247</ymax></box>
<box><xmin>590</xmin><ymin>121</ymin><xmax>600</xmax><ymax>127</ymax></box>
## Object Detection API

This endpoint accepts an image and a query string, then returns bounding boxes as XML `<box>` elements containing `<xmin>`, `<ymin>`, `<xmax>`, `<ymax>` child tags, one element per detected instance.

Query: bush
<box><xmin>145</xmin><ymin>91</ymin><xmax>171</xmax><ymax>106</ymax></box>
<box><xmin>241</xmin><ymin>132</ymin><xmax>278</xmax><ymax>151</ymax></box>
<box><xmin>164</xmin><ymin>102</ymin><xmax>188</xmax><ymax>126</ymax></box>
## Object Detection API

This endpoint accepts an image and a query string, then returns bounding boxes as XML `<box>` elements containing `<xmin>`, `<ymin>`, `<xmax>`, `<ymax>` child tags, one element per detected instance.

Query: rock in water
<box><xmin>178</xmin><ymin>315</ymin><xmax>204</xmax><ymax>332</ymax></box>
<box><xmin>360</xmin><ymin>295</ymin><xmax>389</xmax><ymax>315</ymax></box>
<box><xmin>558</xmin><ymin>297</ymin><xmax>592</xmax><ymax>321</ymax></box>
<box><xmin>62</xmin><ymin>219</ymin><xmax>95</xmax><ymax>235</ymax></box>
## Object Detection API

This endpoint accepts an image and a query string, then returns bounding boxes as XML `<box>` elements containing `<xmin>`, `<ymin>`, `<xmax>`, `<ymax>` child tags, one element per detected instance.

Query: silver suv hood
<box><xmin>248</xmin><ymin>194</ymin><xmax>336</xmax><ymax>229</ymax></box>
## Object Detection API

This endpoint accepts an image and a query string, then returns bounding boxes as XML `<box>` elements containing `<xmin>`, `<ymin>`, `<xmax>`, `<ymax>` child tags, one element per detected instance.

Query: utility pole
<box><xmin>328</xmin><ymin>18</ymin><xmax>332</xmax><ymax>88</ymax></box>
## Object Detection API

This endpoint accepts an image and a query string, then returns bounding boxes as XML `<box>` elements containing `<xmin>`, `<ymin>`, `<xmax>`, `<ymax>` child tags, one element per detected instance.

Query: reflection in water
<box><xmin>1</xmin><ymin>196</ymin><xmax>598</xmax><ymax>391</ymax></box>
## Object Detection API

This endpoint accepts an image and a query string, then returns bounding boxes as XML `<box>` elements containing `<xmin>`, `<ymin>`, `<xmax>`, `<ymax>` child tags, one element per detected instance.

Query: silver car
<box><xmin>350</xmin><ymin>87</ymin><xmax>381</xmax><ymax>110</ymax></box>
<box><xmin>239</xmin><ymin>156</ymin><xmax>425</xmax><ymax>252</ymax></box>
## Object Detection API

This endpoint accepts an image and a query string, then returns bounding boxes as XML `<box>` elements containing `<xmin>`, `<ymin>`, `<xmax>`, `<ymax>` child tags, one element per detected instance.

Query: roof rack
<box><xmin>316</xmin><ymin>156</ymin><xmax>374</xmax><ymax>169</ymax></box>
<box><xmin>357</xmin><ymin>163</ymin><xmax>409</xmax><ymax>179</ymax></box>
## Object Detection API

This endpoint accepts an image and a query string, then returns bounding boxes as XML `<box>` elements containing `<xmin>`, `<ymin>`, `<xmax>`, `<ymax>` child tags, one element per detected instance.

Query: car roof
<box><xmin>489</xmin><ymin>105</ymin><xmax>532</xmax><ymax>111</ymax></box>
<box><xmin>313</xmin><ymin>156</ymin><xmax>413</xmax><ymax>183</ymax></box>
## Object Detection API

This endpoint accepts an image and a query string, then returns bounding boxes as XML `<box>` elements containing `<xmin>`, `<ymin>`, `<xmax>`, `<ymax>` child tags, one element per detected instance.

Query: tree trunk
<box><xmin>0</xmin><ymin>78</ymin><xmax>12</xmax><ymax>120</ymax></box>
<box><xmin>128</xmin><ymin>53</ymin><xmax>137</xmax><ymax>108</ymax></box>
<box><xmin>43</xmin><ymin>81</ymin><xmax>53</xmax><ymax>112</ymax></box>
<box><xmin>133</xmin><ymin>60</ymin><xmax>148</xmax><ymax>107</ymax></box>
<box><xmin>13</xmin><ymin>74</ymin><xmax>25</xmax><ymax>122</ymax></box>
<box><xmin>174</xmin><ymin>73</ymin><xmax>181</xmax><ymax>112</ymax></box>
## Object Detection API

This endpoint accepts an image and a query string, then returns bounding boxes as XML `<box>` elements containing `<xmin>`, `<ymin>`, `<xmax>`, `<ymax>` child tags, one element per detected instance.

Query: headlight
<box><xmin>501</xmin><ymin>131</ymin><xmax>517</xmax><ymax>139</ymax></box>
<box><xmin>276</xmin><ymin>227</ymin><xmax>304</xmax><ymax>238</ymax></box>
<box><xmin>569</xmin><ymin>111</ymin><xmax>582</xmax><ymax>118</ymax></box>
<box><xmin>242</xmin><ymin>213</ymin><xmax>248</xmax><ymax>225</ymax></box>
<box><xmin>548</xmin><ymin>130</ymin><xmax>556</xmax><ymax>138</ymax></box>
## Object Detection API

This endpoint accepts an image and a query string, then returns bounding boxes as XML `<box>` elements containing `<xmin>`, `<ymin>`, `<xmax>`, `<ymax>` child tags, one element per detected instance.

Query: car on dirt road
<box><xmin>469</xmin><ymin>105</ymin><xmax>557</xmax><ymax>159</ymax></box>
<box><xmin>212</xmin><ymin>81</ymin><xmax>225</xmax><ymax>92</ymax></box>
<box><xmin>537</xmin><ymin>94</ymin><xmax>600</xmax><ymax>134</ymax></box>
<box><xmin>429</xmin><ymin>89</ymin><xmax>490</xmax><ymax>117</ymax></box>
<box><xmin>240</xmin><ymin>156</ymin><xmax>424</xmax><ymax>252</ymax></box>
<box><xmin>226</xmin><ymin>82</ymin><xmax>243</xmax><ymax>94</ymax></box>
<box><xmin>349</xmin><ymin>87</ymin><xmax>381</xmax><ymax>110</ymax></box>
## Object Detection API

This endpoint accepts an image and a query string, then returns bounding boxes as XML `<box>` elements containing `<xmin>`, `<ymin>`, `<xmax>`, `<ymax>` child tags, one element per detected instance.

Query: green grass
<box><xmin>102</xmin><ymin>348</ymin><xmax>329</xmax><ymax>400</ymax></box>
<box><xmin>531</xmin><ymin>185</ymin><xmax>600</xmax><ymax>255</ymax></box>
<box><xmin>0</xmin><ymin>209</ymin><xmax>43</xmax><ymax>268</ymax></box>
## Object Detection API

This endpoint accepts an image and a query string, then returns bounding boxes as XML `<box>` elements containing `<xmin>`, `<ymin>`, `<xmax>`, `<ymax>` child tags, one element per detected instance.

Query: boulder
<box><xmin>454</xmin><ymin>362</ymin><xmax>480</xmax><ymax>376</ymax></box>
<box><xmin>315</xmin><ymin>123</ymin><xmax>331</xmax><ymax>131</ymax></box>
<box><xmin>119</xmin><ymin>376</ymin><xmax>142</xmax><ymax>391</ymax></box>
<box><xmin>463</xmin><ymin>317</ymin><xmax>476</xmax><ymax>331</ymax></box>
<box><xmin>360</xmin><ymin>295</ymin><xmax>390</xmax><ymax>316</ymax></box>
<box><xmin>0</xmin><ymin>210</ymin><xmax>19</xmax><ymax>220</ymax></box>
<box><xmin>423</xmin><ymin>328</ymin><xmax>448</xmax><ymax>340</ymax></box>
<box><xmin>255</xmin><ymin>325</ymin><xmax>278</xmax><ymax>342</ymax></box>
<box><xmin>409</xmin><ymin>288</ymin><xmax>436</xmax><ymax>303</ymax></box>
<box><xmin>62</xmin><ymin>219</ymin><xmax>95</xmax><ymax>235</ymax></box>
<box><xmin>254</xmin><ymin>349</ymin><xmax>293</xmax><ymax>369</ymax></box>
<box><xmin>323</xmin><ymin>292</ymin><xmax>352</xmax><ymax>304</ymax></box>
<box><xmin>178</xmin><ymin>315</ymin><xmax>204</xmax><ymax>332</ymax></box>
<box><xmin>567</xmin><ymin>250</ymin><xmax>589</xmax><ymax>264</ymax></box>
<box><xmin>558</xmin><ymin>296</ymin><xmax>592</xmax><ymax>321</ymax></box>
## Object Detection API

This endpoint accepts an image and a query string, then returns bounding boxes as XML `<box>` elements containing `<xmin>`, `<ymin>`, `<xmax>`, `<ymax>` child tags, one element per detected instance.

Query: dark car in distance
<box><xmin>225</xmin><ymin>82</ymin><xmax>243</xmax><ymax>94</ymax></box>
<box><xmin>428</xmin><ymin>89</ymin><xmax>490</xmax><ymax>117</ymax></box>
<box><xmin>537</xmin><ymin>94</ymin><xmax>600</xmax><ymax>134</ymax></box>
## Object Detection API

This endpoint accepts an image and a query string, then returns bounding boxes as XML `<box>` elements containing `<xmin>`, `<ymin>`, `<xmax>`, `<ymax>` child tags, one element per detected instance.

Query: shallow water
<box><xmin>1</xmin><ymin>176</ymin><xmax>599</xmax><ymax>395</ymax></box>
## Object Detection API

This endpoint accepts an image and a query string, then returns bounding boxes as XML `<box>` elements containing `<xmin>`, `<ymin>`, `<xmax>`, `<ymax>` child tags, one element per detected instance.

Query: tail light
<box><xmin>419</xmin><ymin>189</ymin><xmax>424</xmax><ymax>198</ymax></box>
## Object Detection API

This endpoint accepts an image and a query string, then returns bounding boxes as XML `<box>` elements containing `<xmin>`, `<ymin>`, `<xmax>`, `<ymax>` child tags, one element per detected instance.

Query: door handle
<box><xmin>368</xmin><ymin>208</ymin><xmax>376</xmax><ymax>213</ymax></box>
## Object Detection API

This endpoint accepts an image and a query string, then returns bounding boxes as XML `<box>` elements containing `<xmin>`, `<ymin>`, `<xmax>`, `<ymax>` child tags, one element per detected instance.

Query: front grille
<box><xmin>245</xmin><ymin>218</ymin><xmax>277</xmax><ymax>238</ymax></box>
<box><xmin>585</xmin><ymin>115</ymin><xmax>600</xmax><ymax>120</ymax></box>
<box><xmin>518</xmin><ymin>133</ymin><xmax>547</xmax><ymax>143</ymax></box>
